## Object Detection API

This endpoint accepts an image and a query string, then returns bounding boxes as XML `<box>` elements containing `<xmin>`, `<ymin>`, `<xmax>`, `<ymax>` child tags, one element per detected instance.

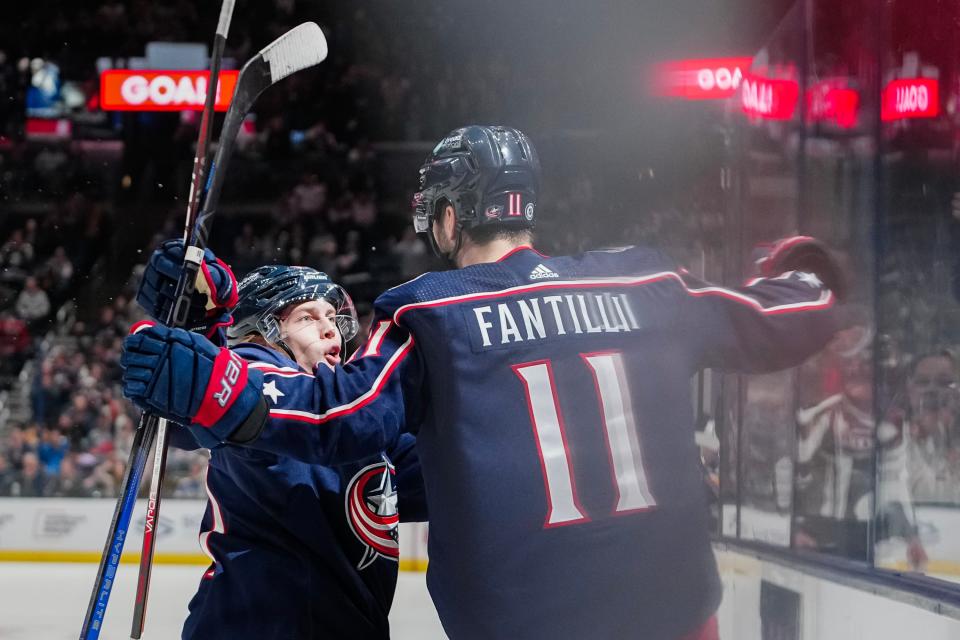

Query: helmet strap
<box><xmin>448</xmin><ymin>226</ymin><xmax>466</xmax><ymax>265</ymax></box>
<box><xmin>429</xmin><ymin>224</ymin><xmax>465</xmax><ymax>267</ymax></box>
<box><xmin>273</xmin><ymin>327</ymin><xmax>298</xmax><ymax>363</ymax></box>
<box><xmin>427</xmin><ymin>202</ymin><xmax>466</xmax><ymax>266</ymax></box>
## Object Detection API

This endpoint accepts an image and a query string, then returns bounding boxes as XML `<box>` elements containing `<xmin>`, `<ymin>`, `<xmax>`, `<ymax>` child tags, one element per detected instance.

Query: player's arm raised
<box><xmin>242</xmin><ymin>318</ymin><xmax>424</xmax><ymax>464</ymax></box>
<box><xmin>681</xmin><ymin>236</ymin><xmax>845</xmax><ymax>373</ymax></box>
<box><xmin>120</xmin><ymin>316</ymin><xmax>424</xmax><ymax>465</ymax></box>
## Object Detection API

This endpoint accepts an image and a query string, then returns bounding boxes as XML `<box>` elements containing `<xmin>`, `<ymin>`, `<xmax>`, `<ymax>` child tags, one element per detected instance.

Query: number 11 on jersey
<box><xmin>513</xmin><ymin>352</ymin><xmax>656</xmax><ymax>528</ymax></box>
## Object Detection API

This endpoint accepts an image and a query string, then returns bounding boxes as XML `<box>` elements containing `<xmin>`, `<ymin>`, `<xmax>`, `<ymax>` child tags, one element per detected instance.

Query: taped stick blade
<box><xmin>259</xmin><ymin>22</ymin><xmax>328</xmax><ymax>83</ymax></box>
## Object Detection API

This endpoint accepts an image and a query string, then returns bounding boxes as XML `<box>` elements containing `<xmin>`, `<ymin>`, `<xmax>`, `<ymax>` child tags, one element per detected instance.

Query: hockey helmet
<box><xmin>412</xmin><ymin>125</ymin><xmax>541</xmax><ymax>240</ymax></box>
<box><xmin>227</xmin><ymin>265</ymin><xmax>360</xmax><ymax>347</ymax></box>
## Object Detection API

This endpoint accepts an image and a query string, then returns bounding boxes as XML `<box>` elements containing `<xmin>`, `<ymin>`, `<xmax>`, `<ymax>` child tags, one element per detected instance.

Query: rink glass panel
<box><xmin>716</xmin><ymin>0</ymin><xmax>960</xmax><ymax>581</ymax></box>
<box><xmin>872</xmin><ymin>0</ymin><xmax>960</xmax><ymax>578</ymax></box>
<box><xmin>716</xmin><ymin>0</ymin><xmax>960</xmax><ymax>583</ymax></box>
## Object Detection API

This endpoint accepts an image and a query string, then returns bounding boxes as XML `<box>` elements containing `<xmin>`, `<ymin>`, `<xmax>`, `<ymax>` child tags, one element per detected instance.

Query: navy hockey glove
<box><xmin>755</xmin><ymin>236</ymin><xmax>848</xmax><ymax>301</ymax></box>
<box><xmin>136</xmin><ymin>239</ymin><xmax>239</xmax><ymax>336</ymax></box>
<box><xmin>121</xmin><ymin>322</ymin><xmax>268</xmax><ymax>446</ymax></box>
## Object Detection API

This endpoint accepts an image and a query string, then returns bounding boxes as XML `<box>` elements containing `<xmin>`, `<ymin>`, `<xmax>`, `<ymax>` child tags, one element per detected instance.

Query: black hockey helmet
<box><xmin>226</xmin><ymin>265</ymin><xmax>359</xmax><ymax>347</ymax></box>
<box><xmin>412</xmin><ymin>125</ymin><xmax>541</xmax><ymax>244</ymax></box>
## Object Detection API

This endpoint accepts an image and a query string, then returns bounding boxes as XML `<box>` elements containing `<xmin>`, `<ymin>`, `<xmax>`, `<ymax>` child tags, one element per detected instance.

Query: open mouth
<box><xmin>323</xmin><ymin>345</ymin><xmax>341</xmax><ymax>367</ymax></box>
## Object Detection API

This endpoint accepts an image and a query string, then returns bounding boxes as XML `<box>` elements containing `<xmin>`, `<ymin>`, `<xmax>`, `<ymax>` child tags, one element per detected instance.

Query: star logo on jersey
<box><xmin>796</xmin><ymin>271</ymin><xmax>823</xmax><ymax>288</ymax></box>
<box><xmin>262</xmin><ymin>380</ymin><xmax>285</xmax><ymax>404</ymax></box>
<box><xmin>345</xmin><ymin>458</ymin><xmax>399</xmax><ymax>570</ymax></box>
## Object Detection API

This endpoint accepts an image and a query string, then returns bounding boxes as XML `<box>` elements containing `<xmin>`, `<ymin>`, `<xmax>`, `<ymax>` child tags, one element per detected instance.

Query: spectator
<box><xmin>10</xmin><ymin>451</ymin><xmax>51</xmax><ymax>497</ymax></box>
<box><xmin>84</xmin><ymin>456</ymin><xmax>123</xmax><ymax>498</ymax></box>
<box><xmin>793</xmin><ymin>329</ymin><xmax>927</xmax><ymax>570</ymax></box>
<box><xmin>0</xmin><ymin>455</ymin><xmax>14</xmax><ymax>495</ymax></box>
<box><xmin>37</xmin><ymin>427</ymin><xmax>68</xmax><ymax>475</ymax></box>
<box><xmin>0</xmin><ymin>310</ymin><xmax>31</xmax><ymax>377</ymax></box>
<box><xmin>42</xmin><ymin>245</ymin><xmax>74</xmax><ymax>294</ymax></box>
<box><xmin>172</xmin><ymin>460</ymin><xmax>207</xmax><ymax>499</ymax></box>
<box><xmin>48</xmin><ymin>455</ymin><xmax>92</xmax><ymax>498</ymax></box>
<box><xmin>0</xmin><ymin>228</ymin><xmax>34</xmax><ymax>286</ymax></box>
<box><xmin>15</xmin><ymin>276</ymin><xmax>51</xmax><ymax>324</ymax></box>
<box><xmin>902</xmin><ymin>350</ymin><xmax>960</xmax><ymax>502</ymax></box>
<box><xmin>90</xmin><ymin>305</ymin><xmax>125</xmax><ymax>340</ymax></box>
<box><xmin>3</xmin><ymin>424</ymin><xmax>30</xmax><ymax>471</ymax></box>
<box><xmin>289</xmin><ymin>172</ymin><xmax>328</xmax><ymax>217</ymax></box>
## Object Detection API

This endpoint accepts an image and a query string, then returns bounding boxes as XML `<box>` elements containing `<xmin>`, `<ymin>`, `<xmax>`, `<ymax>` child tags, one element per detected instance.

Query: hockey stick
<box><xmin>80</xmin><ymin>2</ymin><xmax>236</xmax><ymax>638</ymax></box>
<box><xmin>78</xmin><ymin>21</ymin><xmax>327</xmax><ymax>640</ymax></box>
<box><xmin>133</xmin><ymin>23</ymin><xmax>328</xmax><ymax>632</ymax></box>
<box><xmin>130</xmin><ymin>1</ymin><xmax>236</xmax><ymax>637</ymax></box>
<box><xmin>130</xmin><ymin>19</ymin><xmax>328</xmax><ymax>637</ymax></box>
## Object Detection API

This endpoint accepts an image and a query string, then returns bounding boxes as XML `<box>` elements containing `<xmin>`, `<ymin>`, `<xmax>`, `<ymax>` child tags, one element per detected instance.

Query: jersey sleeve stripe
<box><xmin>392</xmin><ymin>271</ymin><xmax>834</xmax><ymax>322</ymax></box>
<box><xmin>248</xmin><ymin>363</ymin><xmax>312</xmax><ymax>378</ymax></box>
<box><xmin>362</xmin><ymin>320</ymin><xmax>392</xmax><ymax>358</ymax></box>
<box><xmin>681</xmin><ymin>281</ymin><xmax>835</xmax><ymax>314</ymax></box>
<box><xmin>269</xmin><ymin>335</ymin><xmax>414</xmax><ymax>424</ymax></box>
<box><xmin>199</xmin><ymin>465</ymin><xmax>226</xmax><ymax>579</ymax></box>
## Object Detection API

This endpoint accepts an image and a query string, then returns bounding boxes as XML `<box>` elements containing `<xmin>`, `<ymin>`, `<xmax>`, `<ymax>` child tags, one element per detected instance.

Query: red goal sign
<box><xmin>653</xmin><ymin>57</ymin><xmax>753</xmax><ymax>100</ymax></box>
<box><xmin>881</xmin><ymin>78</ymin><xmax>939</xmax><ymax>121</ymax></box>
<box><xmin>100</xmin><ymin>70</ymin><xmax>239</xmax><ymax>112</ymax></box>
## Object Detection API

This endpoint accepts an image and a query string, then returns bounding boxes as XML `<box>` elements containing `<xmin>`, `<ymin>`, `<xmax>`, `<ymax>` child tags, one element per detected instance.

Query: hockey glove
<box><xmin>754</xmin><ymin>236</ymin><xmax>848</xmax><ymax>302</ymax></box>
<box><xmin>121</xmin><ymin>322</ymin><xmax>268</xmax><ymax>446</ymax></box>
<box><xmin>136</xmin><ymin>239</ymin><xmax>239</xmax><ymax>336</ymax></box>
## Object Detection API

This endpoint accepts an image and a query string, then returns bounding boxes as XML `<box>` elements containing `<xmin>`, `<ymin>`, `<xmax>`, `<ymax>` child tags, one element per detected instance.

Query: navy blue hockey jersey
<box><xmin>183</xmin><ymin>342</ymin><xmax>426</xmax><ymax>640</ymax></box>
<box><xmin>248</xmin><ymin>245</ymin><xmax>839</xmax><ymax>639</ymax></box>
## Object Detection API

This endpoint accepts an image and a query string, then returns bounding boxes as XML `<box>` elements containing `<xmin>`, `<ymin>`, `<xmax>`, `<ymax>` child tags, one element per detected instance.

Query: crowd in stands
<box><xmin>0</xmin><ymin>246</ymin><xmax>209</xmax><ymax>498</ymax></box>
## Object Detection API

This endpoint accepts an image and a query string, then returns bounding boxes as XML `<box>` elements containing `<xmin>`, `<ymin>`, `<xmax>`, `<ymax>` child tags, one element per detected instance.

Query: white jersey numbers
<box><xmin>513</xmin><ymin>360</ymin><xmax>589</xmax><ymax>527</ymax></box>
<box><xmin>514</xmin><ymin>352</ymin><xmax>656</xmax><ymax>528</ymax></box>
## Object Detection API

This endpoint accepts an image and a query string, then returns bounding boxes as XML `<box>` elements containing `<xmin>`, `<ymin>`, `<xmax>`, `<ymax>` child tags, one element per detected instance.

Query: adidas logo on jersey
<box><xmin>529</xmin><ymin>264</ymin><xmax>559</xmax><ymax>280</ymax></box>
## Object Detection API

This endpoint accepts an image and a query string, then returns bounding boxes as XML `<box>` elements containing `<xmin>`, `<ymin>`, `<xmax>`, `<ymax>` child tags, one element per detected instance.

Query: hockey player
<box><xmin>122</xmin><ymin>126</ymin><xmax>843</xmax><ymax>639</ymax></box>
<box><xmin>128</xmin><ymin>251</ymin><xmax>426</xmax><ymax>639</ymax></box>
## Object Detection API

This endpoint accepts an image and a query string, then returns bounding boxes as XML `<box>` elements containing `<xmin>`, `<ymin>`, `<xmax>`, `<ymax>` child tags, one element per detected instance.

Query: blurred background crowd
<box><xmin>1</xmin><ymin>0</ymin><xmax>960</xmax><ymax>579</ymax></box>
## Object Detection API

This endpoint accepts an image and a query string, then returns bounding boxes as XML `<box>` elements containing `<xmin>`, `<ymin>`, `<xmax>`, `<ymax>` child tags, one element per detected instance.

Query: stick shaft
<box><xmin>129</xmin><ymin>2</ymin><xmax>236</xmax><ymax>638</ymax></box>
<box><xmin>79</xmin><ymin>3</ymin><xmax>237</xmax><ymax>639</ymax></box>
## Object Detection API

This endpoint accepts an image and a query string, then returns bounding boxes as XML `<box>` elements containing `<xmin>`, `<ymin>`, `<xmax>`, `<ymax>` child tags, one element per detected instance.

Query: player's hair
<box><xmin>240</xmin><ymin>332</ymin><xmax>271</xmax><ymax>347</ymax></box>
<box><xmin>464</xmin><ymin>224</ymin><xmax>534</xmax><ymax>246</ymax></box>
<box><xmin>434</xmin><ymin>197</ymin><xmax>534</xmax><ymax>247</ymax></box>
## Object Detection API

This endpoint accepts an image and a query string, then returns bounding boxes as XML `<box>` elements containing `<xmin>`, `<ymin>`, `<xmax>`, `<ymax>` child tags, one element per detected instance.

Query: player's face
<box><xmin>277</xmin><ymin>298</ymin><xmax>342</xmax><ymax>371</ymax></box>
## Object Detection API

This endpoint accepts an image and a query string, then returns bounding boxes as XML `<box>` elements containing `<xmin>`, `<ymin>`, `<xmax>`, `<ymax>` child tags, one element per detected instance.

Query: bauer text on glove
<box><xmin>121</xmin><ymin>324</ymin><xmax>267</xmax><ymax>444</ymax></box>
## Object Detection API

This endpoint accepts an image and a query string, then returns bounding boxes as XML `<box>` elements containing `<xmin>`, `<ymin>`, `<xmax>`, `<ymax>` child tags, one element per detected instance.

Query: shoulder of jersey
<box><xmin>565</xmin><ymin>245</ymin><xmax>677</xmax><ymax>277</ymax></box>
<box><xmin>374</xmin><ymin>246</ymin><xmax>675</xmax><ymax>316</ymax></box>
<box><xmin>374</xmin><ymin>268</ymin><xmax>503</xmax><ymax>315</ymax></box>
<box><xmin>232</xmin><ymin>342</ymin><xmax>297</xmax><ymax>368</ymax></box>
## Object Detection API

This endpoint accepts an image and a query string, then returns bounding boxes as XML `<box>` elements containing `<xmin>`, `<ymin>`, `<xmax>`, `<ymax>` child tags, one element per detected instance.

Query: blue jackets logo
<box><xmin>345</xmin><ymin>459</ymin><xmax>400</xmax><ymax>569</ymax></box>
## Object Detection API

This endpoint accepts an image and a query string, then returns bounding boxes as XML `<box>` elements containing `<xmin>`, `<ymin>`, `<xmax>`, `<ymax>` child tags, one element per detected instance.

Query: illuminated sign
<box><xmin>881</xmin><ymin>78</ymin><xmax>938</xmax><ymax>121</ymax></box>
<box><xmin>100</xmin><ymin>70</ymin><xmax>239</xmax><ymax>112</ymax></box>
<box><xmin>741</xmin><ymin>74</ymin><xmax>799</xmax><ymax>120</ymax></box>
<box><xmin>25</xmin><ymin>118</ymin><xmax>72</xmax><ymax>140</ymax></box>
<box><xmin>654</xmin><ymin>57</ymin><xmax>753</xmax><ymax>100</ymax></box>
<box><xmin>806</xmin><ymin>81</ymin><xmax>858</xmax><ymax>129</ymax></box>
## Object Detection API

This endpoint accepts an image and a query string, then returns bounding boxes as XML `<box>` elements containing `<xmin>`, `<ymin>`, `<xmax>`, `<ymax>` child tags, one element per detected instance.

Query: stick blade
<box><xmin>260</xmin><ymin>22</ymin><xmax>328</xmax><ymax>83</ymax></box>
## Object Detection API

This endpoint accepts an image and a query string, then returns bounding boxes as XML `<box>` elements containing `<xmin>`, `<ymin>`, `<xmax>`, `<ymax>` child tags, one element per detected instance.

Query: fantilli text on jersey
<box><xmin>469</xmin><ymin>291</ymin><xmax>640</xmax><ymax>348</ymax></box>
